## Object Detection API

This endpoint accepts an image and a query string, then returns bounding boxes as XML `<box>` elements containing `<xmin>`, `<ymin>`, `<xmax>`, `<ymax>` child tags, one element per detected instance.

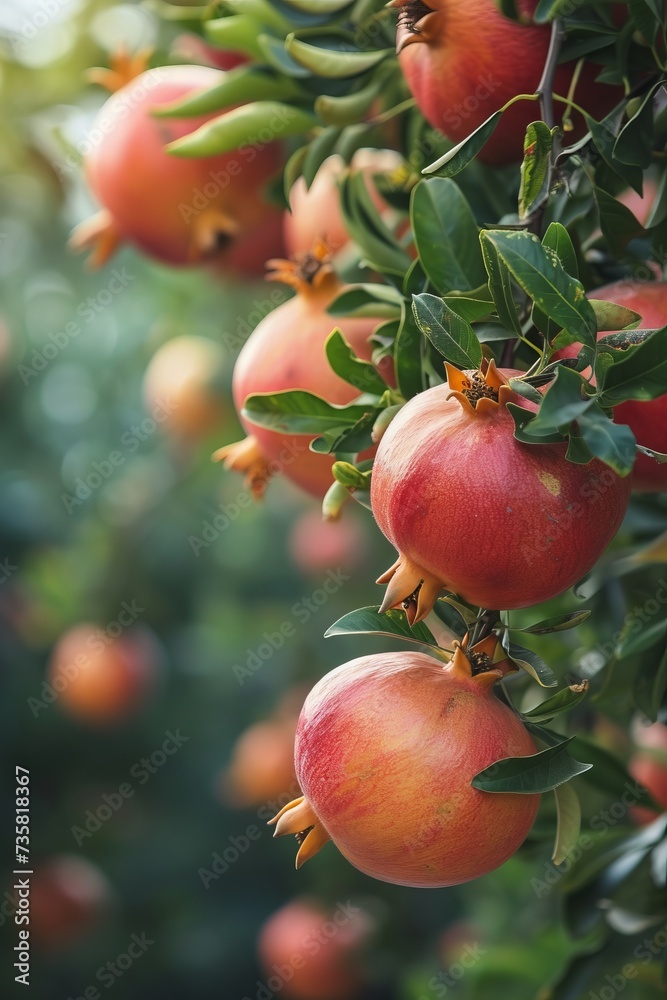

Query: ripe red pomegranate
<box><xmin>48</xmin><ymin>624</ymin><xmax>160</xmax><ymax>725</ymax></box>
<box><xmin>216</xmin><ymin>250</ymin><xmax>390</xmax><ymax>499</ymax></box>
<box><xmin>630</xmin><ymin>721</ymin><xmax>667</xmax><ymax>825</ymax></box>
<box><xmin>392</xmin><ymin>0</ymin><xmax>623</xmax><ymax>165</ymax></box>
<box><xmin>555</xmin><ymin>281</ymin><xmax>667</xmax><ymax>492</ymax></box>
<box><xmin>284</xmin><ymin>149</ymin><xmax>404</xmax><ymax>258</ymax></box>
<box><xmin>370</xmin><ymin>361</ymin><xmax>630</xmax><ymax>621</ymax></box>
<box><xmin>29</xmin><ymin>855</ymin><xmax>112</xmax><ymax>950</ymax></box>
<box><xmin>258</xmin><ymin>899</ymin><xmax>373</xmax><ymax>1000</ymax></box>
<box><xmin>70</xmin><ymin>63</ymin><xmax>283</xmax><ymax>273</ymax></box>
<box><xmin>271</xmin><ymin>640</ymin><xmax>539</xmax><ymax>887</ymax></box>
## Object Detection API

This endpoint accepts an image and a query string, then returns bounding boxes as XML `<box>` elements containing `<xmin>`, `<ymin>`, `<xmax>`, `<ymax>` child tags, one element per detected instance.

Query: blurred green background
<box><xmin>1</xmin><ymin>3</ymin><xmax>666</xmax><ymax>999</ymax></box>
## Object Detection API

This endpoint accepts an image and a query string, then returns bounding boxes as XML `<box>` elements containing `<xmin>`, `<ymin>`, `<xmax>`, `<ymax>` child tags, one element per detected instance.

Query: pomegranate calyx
<box><xmin>392</xmin><ymin>0</ymin><xmax>439</xmax><ymax>53</ymax></box>
<box><xmin>85</xmin><ymin>48</ymin><xmax>154</xmax><ymax>93</ymax></box>
<box><xmin>212</xmin><ymin>435</ymin><xmax>271</xmax><ymax>500</ymax></box>
<box><xmin>191</xmin><ymin>208</ymin><xmax>240</xmax><ymax>260</ymax></box>
<box><xmin>444</xmin><ymin>360</ymin><xmax>516</xmax><ymax>415</ymax></box>
<box><xmin>377</xmin><ymin>554</ymin><xmax>444</xmax><ymax>624</ymax></box>
<box><xmin>68</xmin><ymin>210</ymin><xmax>123</xmax><ymax>270</ymax></box>
<box><xmin>268</xmin><ymin>795</ymin><xmax>331</xmax><ymax>869</ymax></box>
<box><xmin>459</xmin><ymin>633</ymin><xmax>519</xmax><ymax>685</ymax></box>
<box><xmin>266</xmin><ymin>240</ymin><xmax>338</xmax><ymax>296</ymax></box>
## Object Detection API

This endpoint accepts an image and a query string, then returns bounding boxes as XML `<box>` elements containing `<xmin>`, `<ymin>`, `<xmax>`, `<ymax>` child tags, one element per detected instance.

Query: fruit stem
<box><xmin>535</xmin><ymin>18</ymin><xmax>565</xmax><ymax>132</ymax></box>
<box><xmin>468</xmin><ymin>609</ymin><xmax>501</xmax><ymax>647</ymax></box>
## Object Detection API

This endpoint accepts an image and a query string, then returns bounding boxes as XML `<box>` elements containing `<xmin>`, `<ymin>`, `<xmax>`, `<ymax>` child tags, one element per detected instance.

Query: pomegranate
<box><xmin>284</xmin><ymin>149</ymin><xmax>404</xmax><ymax>258</ymax></box>
<box><xmin>221</xmin><ymin>717</ymin><xmax>299</xmax><ymax>809</ymax></box>
<box><xmin>258</xmin><ymin>898</ymin><xmax>373</xmax><ymax>1000</ymax></box>
<box><xmin>70</xmin><ymin>63</ymin><xmax>283</xmax><ymax>273</ymax></box>
<box><xmin>630</xmin><ymin>721</ymin><xmax>667</xmax><ymax>825</ymax></box>
<box><xmin>142</xmin><ymin>335</ymin><xmax>228</xmax><ymax>440</ymax></box>
<box><xmin>392</xmin><ymin>0</ymin><xmax>623</xmax><ymax>166</ymax></box>
<box><xmin>370</xmin><ymin>361</ymin><xmax>630</xmax><ymax>622</ymax></box>
<box><xmin>556</xmin><ymin>281</ymin><xmax>667</xmax><ymax>492</ymax></box>
<box><xmin>271</xmin><ymin>640</ymin><xmax>539</xmax><ymax>887</ymax></box>
<box><xmin>215</xmin><ymin>249</ymin><xmax>389</xmax><ymax>499</ymax></box>
<box><xmin>29</xmin><ymin>855</ymin><xmax>112</xmax><ymax>950</ymax></box>
<box><xmin>48</xmin><ymin>624</ymin><xmax>160</xmax><ymax>725</ymax></box>
<box><xmin>288</xmin><ymin>508</ymin><xmax>368</xmax><ymax>575</ymax></box>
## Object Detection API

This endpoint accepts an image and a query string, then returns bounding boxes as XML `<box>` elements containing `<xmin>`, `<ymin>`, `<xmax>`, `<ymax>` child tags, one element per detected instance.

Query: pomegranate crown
<box><xmin>445</xmin><ymin>360</ymin><xmax>516</xmax><ymax>415</ymax></box>
<box><xmin>266</xmin><ymin>239</ymin><xmax>338</xmax><ymax>294</ymax></box>
<box><xmin>389</xmin><ymin>0</ymin><xmax>440</xmax><ymax>52</ymax></box>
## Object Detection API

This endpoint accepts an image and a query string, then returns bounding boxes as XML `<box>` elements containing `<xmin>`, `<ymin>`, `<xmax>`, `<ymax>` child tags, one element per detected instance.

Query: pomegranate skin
<box><xmin>83</xmin><ymin>65</ymin><xmax>282</xmax><ymax>271</ymax></box>
<box><xmin>371</xmin><ymin>368</ymin><xmax>631</xmax><ymax>611</ymax></box>
<box><xmin>396</xmin><ymin>0</ymin><xmax>623</xmax><ymax>166</ymax></box>
<box><xmin>557</xmin><ymin>282</ymin><xmax>667</xmax><ymax>492</ymax></box>
<box><xmin>294</xmin><ymin>651</ymin><xmax>540</xmax><ymax>887</ymax></box>
<box><xmin>231</xmin><ymin>270</ymin><xmax>381</xmax><ymax>498</ymax></box>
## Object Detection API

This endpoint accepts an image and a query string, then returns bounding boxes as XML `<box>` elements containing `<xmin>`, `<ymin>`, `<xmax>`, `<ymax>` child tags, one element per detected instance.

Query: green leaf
<box><xmin>243</xmin><ymin>390</ymin><xmax>373</xmax><ymax>434</ymax></box>
<box><xmin>314</xmin><ymin>71</ymin><xmax>386</xmax><ymax>125</ymax></box>
<box><xmin>339</xmin><ymin>172</ymin><xmax>413</xmax><ymax>275</ymax></box>
<box><xmin>507</xmin><ymin>641</ymin><xmax>558</xmax><ymax>688</ymax></box>
<box><xmin>395</xmin><ymin>301</ymin><xmax>425</xmax><ymax>400</ymax></box>
<box><xmin>628</xmin><ymin>0</ymin><xmax>663</xmax><ymax>42</ymax></box>
<box><xmin>471</xmin><ymin>736</ymin><xmax>592</xmax><ymax>794</ymax></box>
<box><xmin>412</xmin><ymin>293</ymin><xmax>483</xmax><ymax>369</ymax></box>
<box><xmin>284</xmin><ymin>33</ymin><xmax>392</xmax><ymax>77</ymax></box>
<box><xmin>330</xmin><ymin>461</ymin><xmax>370</xmax><ymax>489</ymax></box>
<box><xmin>634</xmin><ymin>642</ymin><xmax>667</xmax><ymax>722</ymax></box>
<box><xmin>422</xmin><ymin>111</ymin><xmax>503</xmax><ymax>178</ymax></box>
<box><xmin>598</xmin><ymin>327</ymin><xmax>667</xmax><ymax>406</ymax></box>
<box><xmin>523</xmin><ymin>682</ymin><xmax>589</xmax><ymax>724</ymax></box>
<box><xmin>167</xmin><ymin>102</ymin><xmax>316</xmax><ymax>157</ymax></box>
<box><xmin>517</xmin><ymin>610</ymin><xmax>592</xmax><ymax>635</ymax></box>
<box><xmin>523</xmin><ymin>365</ymin><xmax>595</xmax><ymax>437</ymax></box>
<box><xmin>584</xmin><ymin>114</ymin><xmax>644</xmax><ymax>194</ymax></box>
<box><xmin>594</xmin><ymin>185</ymin><xmax>647</xmax><ymax>256</ymax></box>
<box><xmin>301</xmin><ymin>125</ymin><xmax>343</xmax><ymax>187</ymax></box>
<box><xmin>410</xmin><ymin>178</ymin><xmax>486</xmax><ymax>294</ymax></box>
<box><xmin>204</xmin><ymin>16</ymin><xmax>268</xmax><ymax>59</ymax></box>
<box><xmin>552</xmin><ymin>781</ymin><xmax>583</xmax><ymax>865</ymax></box>
<box><xmin>324</xmin><ymin>606</ymin><xmax>443</xmax><ymax>650</ymax></box>
<box><xmin>518</xmin><ymin>121</ymin><xmax>554</xmax><ymax>219</ymax></box>
<box><xmin>281</xmin><ymin>0</ymin><xmax>354</xmax><ymax>14</ymax></box>
<box><xmin>480</xmin><ymin>229</ymin><xmax>597</xmax><ymax>346</ymax></box>
<box><xmin>325</xmin><ymin>329</ymin><xmax>387</xmax><ymax>395</ymax></box>
<box><xmin>616</xmin><ymin>617</ymin><xmax>667</xmax><ymax>659</ymax></box>
<box><xmin>154</xmin><ymin>67</ymin><xmax>300</xmax><ymax>118</ymax></box>
<box><xmin>589</xmin><ymin>299</ymin><xmax>642</xmax><ymax>333</ymax></box>
<box><xmin>442</xmin><ymin>291</ymin><xmax>495</xmax><ymax>324</ymax></box>
<box><xmin>327</xmin><ymin>284</ymin><xmax>403</xmax><ymax>319</ymax></box>
<box><xmin>532</xmin><ymin>222</ymin><xmax>578</xmax><ymax>340</ymax></box>
<box><xmin>613</xmin><ymin>85</ymin><xmax>658</xmax><ymax>169</ymax></box>
<box><xmin>576</xmin><ymin>404</ymin><xmax>636</xmax><ymax>477</ymax></box>
<box><xmin>480</xmin><ymin>234</ymin><xmax>522</xmax><ymax>336</ymax></box>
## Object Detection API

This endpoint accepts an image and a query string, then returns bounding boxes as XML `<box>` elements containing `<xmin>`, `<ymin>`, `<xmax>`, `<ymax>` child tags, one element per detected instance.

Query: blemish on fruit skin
<box><xmin>538</xmin><ymin>471</ymin><xmax>561</xmax><ymax>497</ymax></box>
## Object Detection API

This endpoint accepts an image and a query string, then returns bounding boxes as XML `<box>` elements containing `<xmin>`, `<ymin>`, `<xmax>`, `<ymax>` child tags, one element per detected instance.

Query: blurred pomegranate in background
<box><xmin>47</xmin><ymin>624</ymin><xmax>161</xmax><ymax>725</ymax></box>
<box><xmin>288</xmin><ymin>508</ymin><xmax>368</xmax><ymax>576</ymax></box>
<box><xmin>29</xmin><ymin>855</ymin><xmax>113</xmax><ymax>949</ymax></box>
<box><xmin>258</xmin><ymin>898</ymin><xmax>374</xmax><ymax>1000</ymax></box>
<box><xmin>630</xmin><ymin>720</ymin><xmax>667</xmax><ymax>824</ymax></box>
<box><xmin>142</xmin><ymin>335</ymin><xmax>228</xmax><ymax>441</ymax></box>
<box><xmin>284</xmin><ymin>149</ymin><xmax>405</xmax><ymax>258</ymax></box>
<box><xmin>71</xmin><ymin>63</ymin><xmax>283</xmax><ymax>275</ymax></box>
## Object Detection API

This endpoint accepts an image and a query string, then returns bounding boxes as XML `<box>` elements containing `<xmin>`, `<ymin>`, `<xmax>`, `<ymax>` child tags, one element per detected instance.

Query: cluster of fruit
<box><xmin>60</xmin><ymin>0</ymin><xmax>667</xmax><ymax>915</ymax></box>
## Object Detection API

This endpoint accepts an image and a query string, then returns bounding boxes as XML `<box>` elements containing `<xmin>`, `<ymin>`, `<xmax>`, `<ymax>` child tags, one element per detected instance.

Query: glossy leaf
<box><xmin>411</xmin><ymin>178</ymin><xmax>485</xmax><ymax>294</ymax></box>
<box><xmin>422</xmin><ymin>111</ymin><xmax>503</xmax><ymax>178</ymax></box>
<box><xmin>285</xmin><ymin>34</ymin><xmax>392</xmax><ymax>77</ymax></box>
<box><xmin>154</xmin><ymin>67</ymin><xmax>299</xmax><ymax>118</ymax></box>
<box><xmin>634</xmin><ymin>642</ymin><xmax>667</xmax><ymax>722</ymax></box>
<box><xmin>598</xmin><ymin>327</ymin><xmax>667</xmax><ymax>406</ymax></box>
<box><xmin>243</xmin><ymin>390</ymin><xmax>373</xmax><ymax>434</ymax></box>
<box><xmin>327</xmin><ymin>284</ymin><xmax>403</xmax><ymax>319</ymax></box>
<box><xmin>395</xmin><ymin>301</ymin><xmax>425</xmax><ymax>400</ymax></box>
<box><xmin>325</xmin><ymin>329</ymin><xmax>387</xmax><ymax>395</ymax></box>
<box><xmin>412</xmin><ymin>293</ymin><xmax>483</xmax><ymax>369</ymax></box>
<box><xmin>516</xmin><ymin>611</ymin><xmax>592</xmax><ymax>635</ymax></box>
<box><xmin>480</xmin><ymin>230</ymin><xmax>597</xmax><ymax>346</ymax></box>
<box><xmin>519</xmin><ymin>121</ymin><xmax>554</xmax><ymax>219</ymax></box>
<box><xmin>552</xmin><ymin>780</ymin><xmax>583</xmax><ymax>865</ymax></box>
<box><xmin>507</xmin><ymin>641</ymin><xmax>558</xmax><ymax>688</ymax></box>
<box><xmin>325</xmin><ymin>606</ymin><xmax>443</xmax><ymax>650</ymax></box>
<box><xmin>471</xmin><ymin>736</ymin><xmax>591</xmax><ymax>794</ymax></box>
<box><xmin>167</xmin><ymin>102</ymin><xmax>316</xmax><ymax>157</ymax></box>
<box><xmin>523</xmin><ymin>682</ymin><xmax>589</xmax><ymax>724</ymax></box>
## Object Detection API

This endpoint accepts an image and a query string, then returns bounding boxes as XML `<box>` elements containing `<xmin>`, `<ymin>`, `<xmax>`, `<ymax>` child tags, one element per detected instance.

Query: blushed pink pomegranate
<box><xmin>71</xmin><ymin>64</ymin><xmax>282</xmax><ymax>273</ymax></box>
<box><xmin>271</xmin><ymin>641</ymin><xmax>540</xmax><ymax>887</ymax></box>
<box><xmin>556</xmin><ymin>281</ymin><xmax>667</xmax><ymax>492</ymax></box>
<box><xmin>630</xmin><ymin>721</ymin><xmax>667</xmax><ymax>825</ymax></box>
<box><xmin>216</xmin><ymin>251</ymin><xmax>389</xmax><ymax>499</ymax></box>
<box><xmin>370</xmin><ymin>362</ymin><xmax>631</xmax><ymax>621</ymax></box>
<box><xmin>393</xmin><ymin>0</ymin><xmax>623</xmax><ymax>165</ymax></box>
